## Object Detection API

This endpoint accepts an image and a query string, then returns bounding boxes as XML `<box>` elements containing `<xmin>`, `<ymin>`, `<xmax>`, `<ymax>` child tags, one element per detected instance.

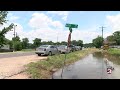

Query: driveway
<box><xmin>0</xmin><ymin>54</ymin><xmax>47</xmax><ymax>79</ymax></box>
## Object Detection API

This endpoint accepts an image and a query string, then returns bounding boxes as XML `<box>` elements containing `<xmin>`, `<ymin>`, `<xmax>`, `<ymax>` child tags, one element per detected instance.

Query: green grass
<box><xmin>108</xmin><ymin>48</ymin><xmax>120</xmax><ymax>56</ymax></box>
<box><xmin>26</xmin><ymin>48</ymin><xmax>100</xmax><ymax>79</ymax></box>
<box><xmin>21</xmin><ymin>49</ymin><xmax>35</xmax><ymax>52</ymax></box>
<box><xmin>0</xmin><ymin>49</ymin><xmax>35</xmax><ymax>54</ymax></box>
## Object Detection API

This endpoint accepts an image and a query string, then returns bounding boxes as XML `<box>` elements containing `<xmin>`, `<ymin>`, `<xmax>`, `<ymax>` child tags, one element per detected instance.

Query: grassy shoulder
<box><xmin>107</xmin><ymin>48</ymin><xmax>120</xmax><ymax>56</ymax></box>
<box><xmin>21</xmin><ymin>49</ymin><xmax>35</xmax><ymax>52</ymax></box>
<box><xmin>0</xmin><ymin>49</ymin><xmax>35</xmax><ymax>54</ymax></box>
<box><xmin>26</xmin><ymin>48</ymin><xmax>100</xmax><ymax>79</ymax></box>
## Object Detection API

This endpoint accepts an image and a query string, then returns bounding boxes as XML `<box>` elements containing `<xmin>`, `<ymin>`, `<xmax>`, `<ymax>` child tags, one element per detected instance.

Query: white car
<box><xmin>57</xmin><ymin>45</ymin><xmax>71</xmax><ymax>54</ymax></box>
<box><xmin>35</xmin><ymin>45</ymin><xmax>58</xmax><ymax>56</ymax></box>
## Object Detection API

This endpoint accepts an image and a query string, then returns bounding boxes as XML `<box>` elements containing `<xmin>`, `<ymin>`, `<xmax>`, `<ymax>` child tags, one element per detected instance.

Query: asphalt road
<box><xmin>0</xmin><ymin>52</ymin><xmax>36</xmax><ymax>59</ymax></box>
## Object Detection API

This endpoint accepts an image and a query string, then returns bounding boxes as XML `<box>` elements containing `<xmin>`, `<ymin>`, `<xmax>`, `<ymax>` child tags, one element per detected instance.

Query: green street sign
<box><xmin>65</xmin><ymin>23</ymin><xmax>78</xmax><ymax>28</ymax></box>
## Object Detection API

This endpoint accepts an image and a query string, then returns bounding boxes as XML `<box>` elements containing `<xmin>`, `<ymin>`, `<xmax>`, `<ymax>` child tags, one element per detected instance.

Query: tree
<box><xmin>22</xmin><ymin>38</ymin><xmax>29</xmax><ymax>49</ymax></box>
<box><xmin>14</xmin><ymin>41</ymin><xmax>22</xmax><ymax>51</ymax></box>
<box><xmin>47</xmin><ymin>41</ymin><xmax>54</xmax><ymax>45</ymax></box>
<box><xmin>12</xmin><ymin>36</ymin><xmax>22</xmax><ymax>51</ymax></box>
<box><xmin>0</xmin><ymin>11</ymin><xmax>14</xmax><ymax>47</ymax></box>
<box><xmin>77</xmin><ymin>40</ymin><xmax>83</xmax><ymax>47</ymax></box>
<box><xmin>71</xmin><ymin>40</ymin><xmax>77</xmax><ymax>45</ymax></box>
<box><xmin>61</xmin><ymin>41</ymin><xmax>67</xmax><ymax>45</ymax></box>
<box><xmin>33</xmin><ymin>38</ymin><xmax>41</xmax><ymax>48</ymax></box>
<box><xmin>106</xmin><ymin>35</ymin><xmax>116</xmax><ymax>45</ymax></box>
<box><xmin>113</xmin><ymin>31</ymin><xmax>120</xmax><ymax>45</ymax></box>
<box><xmin>92</xmin><ymin>36</ymin><xmax>103</xmax><ymax>48</ymax></box>
<box><xmin>83</xmin><ymin>43</ymin><xmax>93</xmax><ymax>48</ymax></box>
<box><xmin>28</xmin><ymin>43</ymin><xmax>34</xmax><ymax>49</ymax></box>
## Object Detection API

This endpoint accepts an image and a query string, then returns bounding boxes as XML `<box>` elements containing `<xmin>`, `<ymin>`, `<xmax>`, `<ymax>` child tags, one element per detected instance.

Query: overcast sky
<box><xmin>1</xmin><ymin>11</ymin><xmax>120</xmax><ymax>44</ymax></box>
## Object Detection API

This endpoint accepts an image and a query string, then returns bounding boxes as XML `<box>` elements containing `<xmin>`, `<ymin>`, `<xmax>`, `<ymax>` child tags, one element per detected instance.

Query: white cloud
<box><xmin>106</xmin><ymin>13</ymin><xmax>120</xmax><ymax>33</ymax></box>
<box><xmin>28</xmin><ymin>12</ymin><xmax>63</xmax><ymax>29</ymax></box>
<box><xmin>4</xmin><ymin>12</ymin><xmax>100</xmax><ymax>44</ymax></box>
<box><xmin>5</xmin><ymin>24</ymin><xmax>99</xmax><ymax>44</ymax></box>
<box><xmin>5</xmin><ymin>23</ymin><xmax>25</xmax><ymax>40</ymax></box>
<box><xmin>47</xmin><ymin>11</ymin><xmax>69</xmax><ymax>21</ymax></box>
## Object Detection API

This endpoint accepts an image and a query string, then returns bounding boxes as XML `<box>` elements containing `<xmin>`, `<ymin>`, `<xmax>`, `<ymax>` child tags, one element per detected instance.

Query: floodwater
<box><xmin>53</xmin><ymin>52</ymin><xmax>120</xmax><ymax>79</ymax></box>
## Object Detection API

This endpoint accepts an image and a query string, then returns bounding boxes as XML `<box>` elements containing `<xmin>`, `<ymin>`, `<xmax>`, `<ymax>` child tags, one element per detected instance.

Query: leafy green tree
<box><xmin>33</xmin><ymin>38</ymin><xmax>41</xmax><ymax>48</ymax></box>
<box><xmin>22</xmin><ymin>38</ymin><xmax>29</xmax><ymax>49</ymax></box>
<box><xmin>61</xmin><ymin>41</ymin><xmax>67</xmax><ymax>45</ymax></box>
<box><xmin>113</xmin><ymin>31</ymin><xmax>120</xmax><ymax>45</ymax></box>
<box><xmin>77</xmin><ymin>40</ymin><xmax>83</xmax><ymax>47</ymax></box>
<box><xmin>92</xmin><ymin>36</ymin><xmax>103</xmax><ymax>48</ymax></box>
<box><xmin>0</xmin><ymin>11</ymin><xmax>14</xmax><ymax>47</ymax></box>
<box><xmin>12</xmin><ymin>36</ymin><xmax>22</xmax><ymax>51</ymax></box>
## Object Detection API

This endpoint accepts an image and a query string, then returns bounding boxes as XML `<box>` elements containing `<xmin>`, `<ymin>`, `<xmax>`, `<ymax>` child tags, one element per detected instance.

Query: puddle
<box><xmin>53</xmin><ymin>52</ymin><xmax>120</xmax><ymax>79</ymax></box>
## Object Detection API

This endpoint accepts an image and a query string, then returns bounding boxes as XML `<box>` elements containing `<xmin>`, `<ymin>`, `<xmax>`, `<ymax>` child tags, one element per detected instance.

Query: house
<box><xmin>0</xmin><ymin>45</ymin><xmax>10</xmax><ymax>50</ymax></box>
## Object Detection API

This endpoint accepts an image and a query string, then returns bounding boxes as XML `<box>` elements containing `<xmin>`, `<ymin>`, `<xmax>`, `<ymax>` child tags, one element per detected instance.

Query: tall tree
<box><xmin>61</xmin><ymin>41</ymin><xmax>67</xmax><ymax>45</ymax></box>
<box><xmin>33</xmin><ymin>38</ymin><xmax>41</xmax><ymax>48</ymax></box>
<box><xmin>0</xmin><ymin>11</ymin><xmax>14</xmax><ymax>47</ymax></box>
<box><xmin>113</xmin><ymin>31</ymin><xmax>120</xmax><ymax>45</ymax></box>
<box><xmin>77</xmin><ymin>40</ymin><xmax>83</xmax><ymax>47</ymax></box>
<box><xmin>12</xmin><ymin>36</ymin><xmax>22</xmax><ymax>51</ymax></box>
<box><xmin>22</xmin><ymin>38</ymin><xmax>29</xmax><ymax>49</ymax></box>
<box><xmin>106</xmin><ymin>35</ymin><xmax>116</xmax><ymax>45</ymax></box>
<box><xmin>92</xmin><ymin>36</ymin><xmax>103</xmax><ymax>48</ymax></box>
<box><xmin>71</xmin><ymin>40</ymin><xmax>77</xmax><ymax>45</ymax></box>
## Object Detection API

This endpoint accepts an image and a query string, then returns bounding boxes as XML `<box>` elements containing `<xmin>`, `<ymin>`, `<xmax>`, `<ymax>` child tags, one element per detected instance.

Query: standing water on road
<box><xmin>53</xmin><ymin>52</ymin><xmax>120</xmax><ymax>79</ymax></box>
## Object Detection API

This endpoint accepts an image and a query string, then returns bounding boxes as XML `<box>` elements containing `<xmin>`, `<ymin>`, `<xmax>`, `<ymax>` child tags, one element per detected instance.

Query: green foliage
<box><xmin>14</xmin><ymin>41</ymin><xmax>22</xmax><ymax>51</ymax></box>
<box><xmin>71</xmin><ymin>40</ymin><xmax>83</xmax><ymax>46</ymax></box>
<box><xmin>108</xmin><ymin>48</ymin><xmax>120</xmax><ymax>55</ymax></box>
<box><xmin>33</xmin><ymin>38</ymin><xmax>41</xmax><ymax>48</ymax></box>
<box><xmin>61</xmin><ymin>41</ymin><xmax>67</xmax><ymax>45</ymax></box>
<box><xmin>92</xmin><ymin>36</ymin><xmax>103</xmax><ymax>48</ymax></box>
<box><xmin>0</xmin><ymin>11</ymin><xmax>14</xmax><ymax>47</ymax></box>
<box><xmin>22</xmin><ymin>38</ymin><xmax>29</xmax><ymax>49</ymax></box>
<box><xmin>0</xmin><ymin>11</ymin><xmax>8</xmax><ymax>25</ymax></box>
<box><xmin>12</xmin><ymin>36</ymin><xmax>22</xmax><ymax>51</ymax></box>
<box><xmin>113</xmin><ymin>31</ymin><xmax>120</xmax><ymax>45</ymax></box>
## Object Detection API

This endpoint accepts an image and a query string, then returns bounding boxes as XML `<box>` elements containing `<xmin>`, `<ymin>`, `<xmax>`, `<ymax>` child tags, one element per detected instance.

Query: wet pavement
<box><xmin>53</xmin><ymin>52</ymin><xmax>120</xmax><ymax>79</ymax></box>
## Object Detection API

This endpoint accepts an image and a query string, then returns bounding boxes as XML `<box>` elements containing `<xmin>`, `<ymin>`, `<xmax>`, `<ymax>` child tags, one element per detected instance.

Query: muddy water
<box><xmin>53</xmin><ymin>52</ymin><xmax>120</xmax><ymax>79</ymax></box>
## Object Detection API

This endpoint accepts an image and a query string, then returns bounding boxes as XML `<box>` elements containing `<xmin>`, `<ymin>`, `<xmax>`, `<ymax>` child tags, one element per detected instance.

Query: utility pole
<box><xmin>13</xmin><ymin>25</ymin><xmax>17</xmax><ymax>52</ymax></box>
<box><xmin>99</xmin><ymin>26</ymin><xmax>106</xmax><ymax>79</ymax></box>
<box><xmin>99</xmin><ymin>26</ymin><xmax>106</xmax><ymax>46</ymax></box>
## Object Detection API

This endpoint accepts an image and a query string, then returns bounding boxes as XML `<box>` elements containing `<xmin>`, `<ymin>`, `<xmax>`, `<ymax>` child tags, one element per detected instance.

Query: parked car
<box><xmin>75</xmin><ymin>46</ymin><xmax>81</xmax><ymax>51</ymax></box>
<box><xmin>57</xmin><ymin>45</ymin><xmax>71</xmax><ymax>54</ymax></box>
<box><xmin>35</xmin><ymin>45</ymin><xmax>59</xmax><ymax>56</ymax></box>
<box><xmin>69</xmin><ymin>45</ymin><xmax>76</xmax><ymax>52</ymax></box>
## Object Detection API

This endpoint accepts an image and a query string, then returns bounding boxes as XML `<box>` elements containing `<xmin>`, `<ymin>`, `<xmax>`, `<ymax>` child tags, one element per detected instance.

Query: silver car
<box><xmin>35</xmin><ymin>45</ymin><xmax>58</xmax><ymax>56</ymax></box>
<box><xmin>57</xmin><ymin>45</ymin><xmax>71</xmax><ymax>54</ymax></box>
<box><xmin>75</xmin><ymin>46</ymin><xmax>82</xmax><ymax>50</ymax></box>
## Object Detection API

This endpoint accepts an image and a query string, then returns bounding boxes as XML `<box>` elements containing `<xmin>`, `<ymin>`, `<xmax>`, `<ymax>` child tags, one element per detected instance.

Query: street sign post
<box><xmin>65</xmin><ymin>23</ymin><xmax>78</xmax><ymax>33</ymax></box>
<box><xmin>65</xmin><ymin>23</ymin><xmax>78</xmax><ymax>28</ymax></box>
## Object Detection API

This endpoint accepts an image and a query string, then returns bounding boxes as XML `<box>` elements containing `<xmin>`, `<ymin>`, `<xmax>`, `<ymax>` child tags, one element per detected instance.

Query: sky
<box><xmin>1</xmin><ymin>11</ymin><xmax>120</xmax><ymax>44</ymax></box>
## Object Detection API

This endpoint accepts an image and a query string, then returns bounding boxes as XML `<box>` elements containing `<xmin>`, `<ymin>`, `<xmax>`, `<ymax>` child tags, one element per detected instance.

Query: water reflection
<box><xmin>53</xmin><ymin>52</ymin><xmax>120</xmax><ymax>79</ymax></box>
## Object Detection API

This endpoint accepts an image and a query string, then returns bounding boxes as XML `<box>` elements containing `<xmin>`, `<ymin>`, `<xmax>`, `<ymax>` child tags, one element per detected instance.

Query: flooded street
<box><xmin>53</xmin><ymin>52</ymin><xmax>120</xmax><ymax>79</ymax></box>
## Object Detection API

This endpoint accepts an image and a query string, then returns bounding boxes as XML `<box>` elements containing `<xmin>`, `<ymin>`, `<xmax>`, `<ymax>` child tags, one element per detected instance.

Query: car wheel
<box><xmin>48</xmin><ymin>51</ymin><xmax>52</xmax><ymax>56</ymax></box>
<box><xmin>59</xmin><ymin>51</ymin><xmax>61</xmax><ymax>54</ymax></box>
<box><xmin>38</xmin><ymin>54</ymin><xmax>41</xmax><ymax>56</ymax></box>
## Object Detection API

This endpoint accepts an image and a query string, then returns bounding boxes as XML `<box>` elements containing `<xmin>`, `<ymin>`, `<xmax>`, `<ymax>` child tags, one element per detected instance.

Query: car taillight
<box><xmin>44</xmin><ymin>49</ymin><xmax>46</xmax><ymax>51</ymax></box>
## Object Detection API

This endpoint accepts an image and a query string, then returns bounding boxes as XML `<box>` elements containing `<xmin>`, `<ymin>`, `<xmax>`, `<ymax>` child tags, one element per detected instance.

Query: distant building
<box><xmin>0</xmin><ymin>45</ymin><xmax>10</xmax><ymax>50</ymax></box>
